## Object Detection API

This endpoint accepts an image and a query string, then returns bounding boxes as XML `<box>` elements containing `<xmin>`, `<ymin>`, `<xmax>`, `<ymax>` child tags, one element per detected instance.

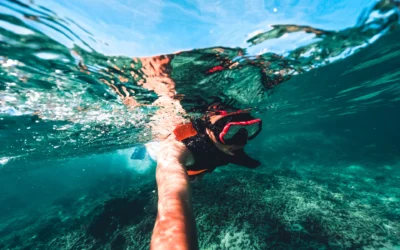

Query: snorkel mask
<box><xmin>207</xmin><ymin>110</ymin><xmax>262</xmax><ymax>145</ymax></box>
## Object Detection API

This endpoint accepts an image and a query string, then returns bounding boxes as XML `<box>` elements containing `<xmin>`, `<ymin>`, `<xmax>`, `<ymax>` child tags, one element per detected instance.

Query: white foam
<box><xmin>117</xmin><ymin>147</ymin><xmax>157</xmax><ymax>175</ymax></box>
<box><xmin>145</xmin><ymin>141</ymin><xmax>161</xmax><ymax>161</ymax></box>
<box><xmin>0</xmin><ymin>157</ymin><xmax>14</xmax><ymax>166</ymax></box>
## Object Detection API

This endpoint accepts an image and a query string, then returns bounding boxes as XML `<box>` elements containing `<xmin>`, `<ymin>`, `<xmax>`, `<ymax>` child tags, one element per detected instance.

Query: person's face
<box><xmin>205</xmin><ymin>128</ymin><xmax>245</xmax><ymax>155</ymax></box>
<box><xmin>206</xmin><ymin>114</ymin><xmax>248</xmax><ymax>155</ymax></box>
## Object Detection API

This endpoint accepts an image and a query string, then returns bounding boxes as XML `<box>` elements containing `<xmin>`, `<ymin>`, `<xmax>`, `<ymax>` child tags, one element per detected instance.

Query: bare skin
<box><xmin>150</xmin><ymin>115</ymin><xmax>247</xmax><ymax>250</ymax></box>
<box><xmin>150</xmin><ymin>137</ymin><xmax>198</xmax><ymax>250</ymax></box>
<box><xmin>205</xmin><ymin>128</ymin><xmax>245</xmax><ymax>155</ymax></box>
<box><xmin>138</xmin><ymin>55</ymin><xmax>187</xmax><ymax>139</ymax></box>
<box><xmin>205</xmin><ymin>113</ymin><xmax>247</xmax><ymax>154</ymax></box>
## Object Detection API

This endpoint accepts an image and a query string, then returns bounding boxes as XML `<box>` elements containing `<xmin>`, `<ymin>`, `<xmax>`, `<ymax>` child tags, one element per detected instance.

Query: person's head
<box><xmin>204</xmin><ymin>109</ymin><xmax>262</xmax><ymax>155</ymax></box>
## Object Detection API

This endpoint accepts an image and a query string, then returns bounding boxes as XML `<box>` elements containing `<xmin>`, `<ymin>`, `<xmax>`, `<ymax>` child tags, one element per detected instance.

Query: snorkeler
<box><xmin>149</xmin><ymin>106</ymin><xmax>262</xmax><ymax>249</ymax></box>
<box><xmin>132</xmin><ymin>106</ymin><xmax>262</xmax><ymax>180</ymax></box>
<box><xmin>116</xmin><ymin>52</ymin><xmax>263</xmax><ymax>249</ymax></box>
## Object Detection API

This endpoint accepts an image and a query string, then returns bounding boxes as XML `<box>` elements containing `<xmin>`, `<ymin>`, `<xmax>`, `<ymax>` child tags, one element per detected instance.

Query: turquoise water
<box><xmin>1</xmin><ymin>0</ymin><xmax>400</xmax><ymax>249</ymax></box>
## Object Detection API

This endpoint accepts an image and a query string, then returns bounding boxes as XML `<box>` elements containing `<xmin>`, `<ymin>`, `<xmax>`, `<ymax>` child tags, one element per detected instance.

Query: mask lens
<box><xmin>222</xmin><ymin>121</ymin><xmax>261</xmax><ymax>142</ymax></box>
<box><xmin>212</xmin><ymin>112</ymin><xmax>262</xmax><ymax>144</ymax></box>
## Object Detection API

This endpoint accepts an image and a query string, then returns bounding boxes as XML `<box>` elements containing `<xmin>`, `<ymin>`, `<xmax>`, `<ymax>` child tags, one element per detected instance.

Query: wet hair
<box><xmin>191</xmin><ymin>101</ymin><xmax>247</xmax><ymax>137</ymax></box>
<box><xmin>190</xmin><ymin>117</ymin><xmax>210</xmax><ymax>134</ymax></box>
<box><xmin>206</xmin><ymin>101</ymin><xmax>238</xmax><ymax>114</ymax></box>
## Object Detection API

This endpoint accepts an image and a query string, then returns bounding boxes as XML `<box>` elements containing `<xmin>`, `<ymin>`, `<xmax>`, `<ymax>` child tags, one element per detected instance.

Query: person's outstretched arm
<box><xmin>150</xmin><ymin>140</ymin><xmax>198</xmax><ymax>250</ymax></box>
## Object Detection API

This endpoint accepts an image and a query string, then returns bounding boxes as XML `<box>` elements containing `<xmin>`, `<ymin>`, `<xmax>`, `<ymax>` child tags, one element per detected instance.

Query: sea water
<box><xmin>0</xmin><ymin>0</ymin><xmax>399</xmax><ymax>249</ymax></box>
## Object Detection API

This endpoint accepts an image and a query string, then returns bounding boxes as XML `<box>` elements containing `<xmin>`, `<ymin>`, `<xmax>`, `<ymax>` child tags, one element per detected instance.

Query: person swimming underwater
<box><xmin>148</xmin><ymin>106</ymin><xmax>263</xmax><ymax>250</ymax></box>
<box><xmin>131</xmin><ymin>107</ymin><xmax>262</xmax><ymax>181</ymax></box>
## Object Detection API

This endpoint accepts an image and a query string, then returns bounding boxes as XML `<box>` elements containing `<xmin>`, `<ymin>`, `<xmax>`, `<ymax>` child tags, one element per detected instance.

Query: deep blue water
<box><xmin>0</xmin><ymin>0</ymin><xmax>400</xmax><ymax>249</ymax></box>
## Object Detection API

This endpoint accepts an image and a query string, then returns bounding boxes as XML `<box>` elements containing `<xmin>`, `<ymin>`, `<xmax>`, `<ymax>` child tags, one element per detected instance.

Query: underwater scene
<box><xmin>1</xmin><ymin>0</ymin><xmax>400</xmax><ymax>249</ymax></box>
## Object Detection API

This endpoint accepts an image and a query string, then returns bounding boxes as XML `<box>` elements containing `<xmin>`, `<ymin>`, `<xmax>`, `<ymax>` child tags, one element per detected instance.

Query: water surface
<box><xmin>0</xmin><ymin>0</ymin><xmax>399</xmax><ymax>249</ymax></box>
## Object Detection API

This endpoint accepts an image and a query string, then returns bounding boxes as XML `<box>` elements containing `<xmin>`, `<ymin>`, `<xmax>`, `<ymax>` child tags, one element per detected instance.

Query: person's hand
<box><xmin>151</xmin><ymin>138</ymin><xmax>198</xmax><ymax>250</ymax></box>
<box><xmin>158</xmin><ymin>139</ymin><xmax>194</xmax><ymax>167</ymax></box>
<box><xmin>231</xmin><ymin>149</ymin><xmax>261</xmax><ymax>169</ymax></box>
